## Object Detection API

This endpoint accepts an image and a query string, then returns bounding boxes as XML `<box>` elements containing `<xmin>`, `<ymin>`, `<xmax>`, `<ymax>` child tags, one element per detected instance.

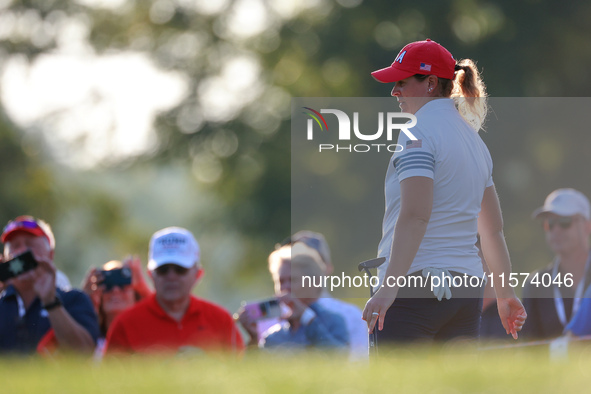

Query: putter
<box><xmin>357</xmin><ymin>257</ymin><xmax>386</xmax><ymax>357</ymax></box>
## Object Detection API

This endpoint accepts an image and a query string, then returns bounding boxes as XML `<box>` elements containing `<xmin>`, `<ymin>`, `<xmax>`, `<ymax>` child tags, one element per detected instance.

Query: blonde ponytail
<box><xmin>451</xmin><ymin>59</ymin><xmax>488</xmax><ymax>131</ymax></box>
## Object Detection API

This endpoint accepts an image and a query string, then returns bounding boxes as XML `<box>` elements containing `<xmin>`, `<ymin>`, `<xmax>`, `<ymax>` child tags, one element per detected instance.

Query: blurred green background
<box><xmin>0</xmin><ymin>0</ymin><xmax>590</xmax><ymax>310</ymax></box>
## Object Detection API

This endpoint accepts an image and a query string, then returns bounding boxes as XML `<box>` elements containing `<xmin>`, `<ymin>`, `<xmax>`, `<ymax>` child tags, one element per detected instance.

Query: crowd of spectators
<box><xmin>3</xmin><ymin>189</ymin><xmax>591</xmax><ymax>358</ymax></box>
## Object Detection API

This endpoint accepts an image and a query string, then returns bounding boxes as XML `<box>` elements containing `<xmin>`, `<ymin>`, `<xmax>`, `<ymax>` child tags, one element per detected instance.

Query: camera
<box><xmin>0</xmin><ymin>251</ymin><xmax>38</xmax><ymax>282</ymax></box>
<box><xmin>243</xmin><ymin>298</ymin><xmax>282</xmax><ymax>321</ymax></box>
<box><xmin>100</xmin><ymin>267</ymin><xmax>132</xmax><ymax>291</ymax></box>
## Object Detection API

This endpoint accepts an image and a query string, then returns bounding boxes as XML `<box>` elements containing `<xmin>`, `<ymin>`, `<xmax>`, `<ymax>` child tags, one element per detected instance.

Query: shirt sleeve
<box><xmin>61</xmin><ymin>289</ymin><xmax>100</xmax><ymax>344</ymax></box>
<box><xmin>393</xmin><ymin>127</ymin><xmax>436</xmax><ymax>182</ymax></box>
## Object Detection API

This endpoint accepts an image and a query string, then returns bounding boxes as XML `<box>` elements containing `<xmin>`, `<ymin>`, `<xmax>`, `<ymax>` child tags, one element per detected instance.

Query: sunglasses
<box><xmin>279</xmin><ymin>236</ymin><xmax>322</xmax><ymax>251</ymax></box>
<box><xmin>154</xmin><ymin>264</ymin><xmax>190</xmax><ymax>276</ymax></box>
<box><xmin>3</xmin><ymin>218</ymin><xmax>42</xmax><ymax>234</ymax></box>
<box><xmin>544</xmin><ymin>216</ymin><xmax>576</xmax><ymax>231</ymax></box>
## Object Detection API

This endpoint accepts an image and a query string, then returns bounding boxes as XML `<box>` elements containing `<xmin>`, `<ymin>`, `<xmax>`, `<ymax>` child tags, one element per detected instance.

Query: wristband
<box><xmin>42</xmin><ymin>296</ymin><xmax>62</xmax><ymax>311</ymax></box>
<box><xmin>300</xmin><ymin>308</ymin><xmax>316</xmax><ymax>326</ymax></box>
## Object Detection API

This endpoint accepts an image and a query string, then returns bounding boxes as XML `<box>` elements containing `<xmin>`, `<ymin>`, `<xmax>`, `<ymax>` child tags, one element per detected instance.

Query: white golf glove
<box><xmin>422</xmin><ymin>268</ymin><xmax>453</xmax><ymax>301</ymax></box>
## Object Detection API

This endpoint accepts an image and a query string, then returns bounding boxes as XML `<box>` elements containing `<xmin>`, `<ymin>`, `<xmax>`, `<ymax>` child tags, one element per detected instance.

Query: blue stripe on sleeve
<box><xmin>393</xmin><ymin>152</ymin><xmax>435</xmax><ymax>177</ymax></box>
<box><xmin>395</xmin><ymin>159</ymin><xmax>435</xmax><ymax>172</ymax></box>
<box><xmin>393</xmin><ymin>151</ymin><xmax>434</xmax><ymax>167</ymax></box>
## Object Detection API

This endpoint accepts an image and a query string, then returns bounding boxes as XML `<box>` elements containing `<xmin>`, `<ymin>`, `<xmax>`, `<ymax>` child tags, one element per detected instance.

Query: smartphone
<box><xmin>0</xmin><ymin>251</ymin><xmax>38</xmax><ymax>282</ymax></box>
<box><xmin>244</xmin><ymin>298</ymin><xmax>282</xmax><ymax>321</ymax></box>
<box><xmin>100</xmin><ymin>267</ymin><xmax>132</xmax><ymax>291</ymax></box>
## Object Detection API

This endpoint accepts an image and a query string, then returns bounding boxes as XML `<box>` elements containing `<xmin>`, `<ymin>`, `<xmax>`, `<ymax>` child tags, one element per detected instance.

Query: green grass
<box><xmin>3</xmin><ymin>344</ymin><xmax>590</xmax><ymax>393</ymax></box>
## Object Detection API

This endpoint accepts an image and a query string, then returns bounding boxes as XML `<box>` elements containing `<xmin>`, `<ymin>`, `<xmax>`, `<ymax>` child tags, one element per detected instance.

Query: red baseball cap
<box><xmin>1</xmin><ymin>215</ymin><xmax>55</xmax><ymax>248</ymax></box>
<box><xmin>371</xmin><ymin>39</ymin><xmax>456</xmax><ymax>83</ymax></box>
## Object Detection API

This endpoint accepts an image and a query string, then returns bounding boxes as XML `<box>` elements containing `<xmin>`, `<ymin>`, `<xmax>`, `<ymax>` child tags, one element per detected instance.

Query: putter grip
<box><xmin>357</xmin><ymin>257</ymin><xmax>386</xmax><ymax>271</ymax></box>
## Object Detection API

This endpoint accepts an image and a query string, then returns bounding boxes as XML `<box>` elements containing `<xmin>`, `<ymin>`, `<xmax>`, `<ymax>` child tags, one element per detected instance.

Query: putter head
<box><xmin>357</xmin><ymin>257</ymin><xmax>386</xmax><ymax>272</ymax></box>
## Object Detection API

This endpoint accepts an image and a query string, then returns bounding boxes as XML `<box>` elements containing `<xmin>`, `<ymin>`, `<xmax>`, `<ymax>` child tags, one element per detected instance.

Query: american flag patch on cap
<box><xmin>419</xmin><ymin>63</ymin><xmax>432</xmax><ymax>71</ymax></box>
<box><xmin>406</xmin><ymin>139</ymin><xmax>422</xmax><ymax>149</ymax></box>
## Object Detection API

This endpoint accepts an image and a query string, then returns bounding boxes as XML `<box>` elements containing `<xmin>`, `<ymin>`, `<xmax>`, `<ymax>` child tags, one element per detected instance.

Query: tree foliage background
<box><xmin>1</xmin><ymin>0</ymin><xmax>591</xmax><ymax>307</ymax></box>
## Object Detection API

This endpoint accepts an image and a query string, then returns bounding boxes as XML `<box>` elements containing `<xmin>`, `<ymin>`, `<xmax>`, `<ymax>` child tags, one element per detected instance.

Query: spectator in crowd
<box><xmin>521</xmin><ymin>189</ymin><xmax>591</xmax><ymax>340</ymax></box>
<box><xmin>83</xmin><ymin>257</ymin><xmax>152</xmax><ymax>334</ymax></box>
<box><xmin>0</xmin><ymin>219</ymin><xmax>70</xmax><ymax>293</ymax></box>
<box><xmin>105</xmin><ymin>226</ymin><xmax>243</xmax><ymax>354</ymax></box>
<box><xmin>79</xmin><ymin>257</ymin><xmax>152</xmax><ymax>354</ymax></box>
<box><xmin>288</xmin><ymin>231</ymin><xmax>368</xmax><ymax>358</ymax></box>
<box><xmin>0</xmin><ymin>216</ymin><xmax>99</xmax><ymax>354</ymax></box>
<box><xmin>238</xmin><ymin>244</ymin><xmax>349</xmax><ymax>350</ymax></box>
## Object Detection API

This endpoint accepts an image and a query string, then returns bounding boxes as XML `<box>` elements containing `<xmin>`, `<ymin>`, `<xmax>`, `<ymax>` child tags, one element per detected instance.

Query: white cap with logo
<box><xmin>148</xmin><ymin>227</ymin><xmax>200</xmax><ymax>270</ymax></box>
<box><xmin>532</xmin><ymin>188</ymin><xmax>591</xmax><ymax>220</ymax></box>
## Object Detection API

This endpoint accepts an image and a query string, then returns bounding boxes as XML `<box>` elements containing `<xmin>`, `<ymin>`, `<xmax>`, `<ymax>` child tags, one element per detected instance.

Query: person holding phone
<box><xmin>234</xmin><ymin>297</ymin><xmax>282</xmax><ymax>347</ymax></box>
<box><xmin>55</xmin><ymin>257</ymin><xmax>150</xmax><ymax>357</ymax></box>
<box><xmin>0</xmin><ymin>216</ymin><xmax>99</xmax><ymax>354</ymax></box>
<box><xmin>361</xmin><ymin>39</ymin><xmax>526</xmax><ymax>343</ymax></box>
<box><xmin>237</xmin><ymin>243</ymin><xmax>348</xmax><ymax>350</ymax></box>
<box><xmin>82</xmin><ymin>257</ymin><xmax>152</xmax><ymax>336</ymax></box>
<box><xmin>288</xmin><ymin>231</ymin><xmax>369</xmax><ymax>359</ymax></box>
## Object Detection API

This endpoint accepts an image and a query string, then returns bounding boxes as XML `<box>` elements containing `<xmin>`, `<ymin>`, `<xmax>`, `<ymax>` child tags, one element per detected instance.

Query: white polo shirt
<box><xmin>377</xmin><ymin>98</ymin><xmax>493</xmax><ymax>284</ymax></box>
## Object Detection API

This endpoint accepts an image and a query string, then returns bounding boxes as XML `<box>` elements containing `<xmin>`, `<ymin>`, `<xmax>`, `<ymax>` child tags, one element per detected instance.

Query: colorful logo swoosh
<box><xmin>302</xmin><ymin>107</ymin><xmax>329</xmax><ymax>131</ymax></box>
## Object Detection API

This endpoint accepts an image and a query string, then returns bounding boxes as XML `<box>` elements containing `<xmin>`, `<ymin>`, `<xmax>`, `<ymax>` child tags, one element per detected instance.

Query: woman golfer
<box><xmin>362</xmin><ymin>39</ymin><xmax>526</xmax><ymax>342</ymax></box>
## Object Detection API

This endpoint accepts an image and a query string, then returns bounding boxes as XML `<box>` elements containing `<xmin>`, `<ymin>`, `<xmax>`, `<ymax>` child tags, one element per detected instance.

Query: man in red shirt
<box><xmin>105</xmin><ymin>227</ymin><xmax>243</xmax><ymax>354</ymax></box>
